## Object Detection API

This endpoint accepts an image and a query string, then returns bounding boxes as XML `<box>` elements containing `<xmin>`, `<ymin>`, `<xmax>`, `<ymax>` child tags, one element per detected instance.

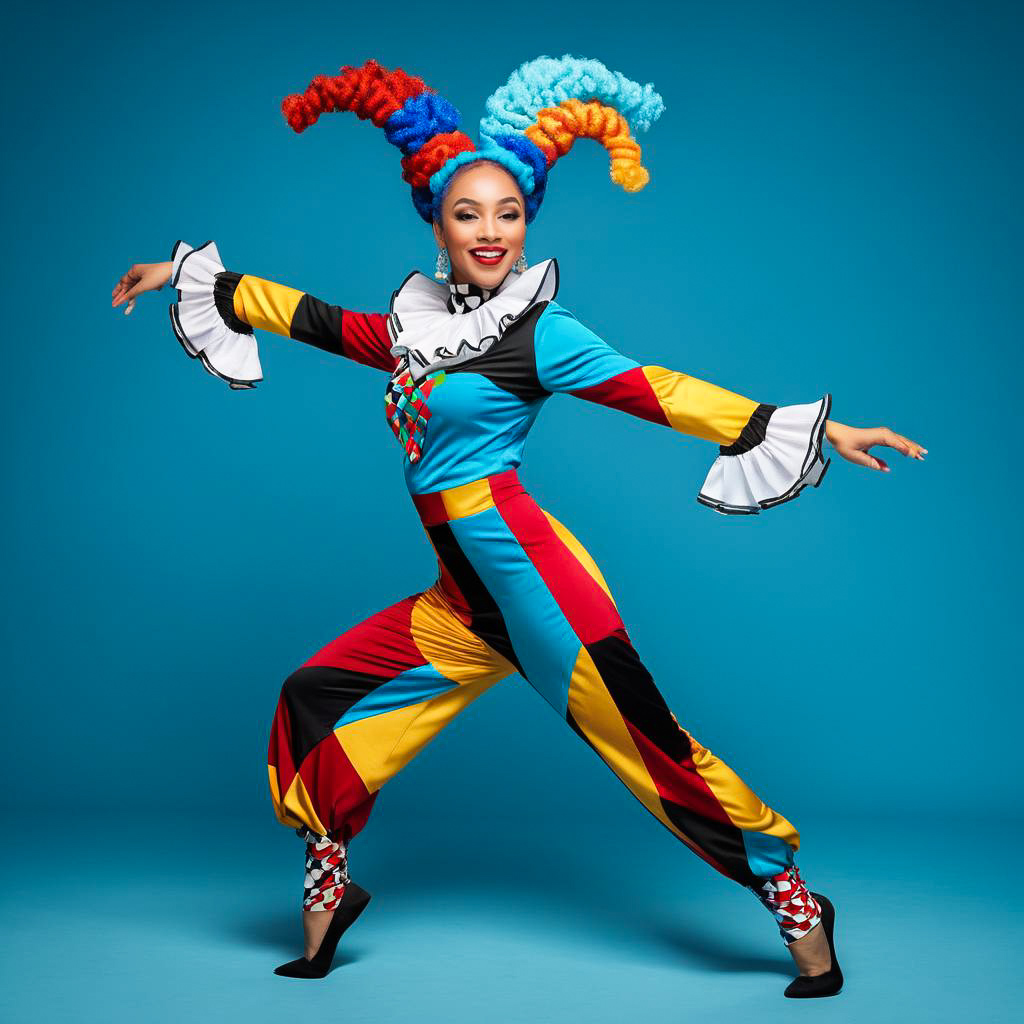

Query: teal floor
<box><xmin>1</xmin><ymin>811</ymin><xmax>1019</xmax><ymax>1023</ymax></box>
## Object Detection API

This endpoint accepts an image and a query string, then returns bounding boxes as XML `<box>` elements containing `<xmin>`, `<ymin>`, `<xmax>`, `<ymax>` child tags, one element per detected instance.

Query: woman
<box><xmin>111</xmin><ymin>55</ymin><xmax>925</xmax><ymax>994</ymax></box>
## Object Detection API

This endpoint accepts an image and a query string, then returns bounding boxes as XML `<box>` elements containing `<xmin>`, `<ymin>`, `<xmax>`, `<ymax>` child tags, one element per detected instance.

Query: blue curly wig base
<box><xmin>420</xmin><ymin>144</ymin><xmax>546</xmax><ymax>224</ymax></box>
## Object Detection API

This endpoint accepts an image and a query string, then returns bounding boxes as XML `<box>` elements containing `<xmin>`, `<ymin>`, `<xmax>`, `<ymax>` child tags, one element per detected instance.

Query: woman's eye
<box><xmin>455</xmin><ymin>212</ymin><xmax>477</xmax><ymax>221</ymax></box>
<box><xmin>500</xmin><ymin>212</ymin><xmax>521</xmax><ymax>221</ymax></box>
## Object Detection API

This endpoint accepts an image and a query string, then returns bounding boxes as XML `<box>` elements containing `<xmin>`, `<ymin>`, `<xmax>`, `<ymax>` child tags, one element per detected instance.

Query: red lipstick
<box><xmin>469</xmin><ymin>246</ymin><xmax>507</xmax><ymax>266</ymax></box>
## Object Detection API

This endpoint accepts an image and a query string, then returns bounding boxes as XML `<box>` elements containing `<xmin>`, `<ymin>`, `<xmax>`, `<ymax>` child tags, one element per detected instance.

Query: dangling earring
<box><xmin>435</xmin><ymin>247</ymin><xmax>450</xmax><ymax>281</ymax></box>
<box><xmin>513</xmin><ymin>248</ymin><xmax>527</xmax><ymax>274</ymax></box>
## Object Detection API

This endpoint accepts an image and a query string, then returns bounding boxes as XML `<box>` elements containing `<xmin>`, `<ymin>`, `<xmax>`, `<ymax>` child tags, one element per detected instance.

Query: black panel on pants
<box><xmin>426</xmin><ymin>522</ymin><xmax>525</xmax><ymax>675</ymax></box>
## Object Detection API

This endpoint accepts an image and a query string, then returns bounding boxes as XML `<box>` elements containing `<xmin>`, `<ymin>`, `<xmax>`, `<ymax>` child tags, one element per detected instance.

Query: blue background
<box><xmin>2</xmin><ymin>1</ymin><xmax>1021</xmax><ymax>1021</ymax></box>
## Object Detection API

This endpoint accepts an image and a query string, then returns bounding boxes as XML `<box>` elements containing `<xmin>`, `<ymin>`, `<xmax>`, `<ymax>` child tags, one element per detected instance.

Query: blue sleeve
<box><xmin>534</xmin><ymin>301</ymin><xmax>641</xmax><ymax>393</ymax></box>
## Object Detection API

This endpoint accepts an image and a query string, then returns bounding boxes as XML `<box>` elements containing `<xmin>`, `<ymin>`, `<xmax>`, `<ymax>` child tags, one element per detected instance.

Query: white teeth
<box><xmin>474</xmin><ymin>250</ymin><xmax>503</xmax><ymax>257</ymax></box>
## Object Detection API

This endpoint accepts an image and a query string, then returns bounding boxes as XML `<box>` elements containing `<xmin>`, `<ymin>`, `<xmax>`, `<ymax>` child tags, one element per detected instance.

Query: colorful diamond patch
<box><xmin>384</xmin><ymin>366</ymin><xmax>447</xmax><ymax>463</ymax></box>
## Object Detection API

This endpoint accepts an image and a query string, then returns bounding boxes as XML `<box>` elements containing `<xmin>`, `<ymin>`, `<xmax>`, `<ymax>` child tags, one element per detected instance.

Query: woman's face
<box><xmin>432</xmin><ymin>161</ymin><xmax>527</xmax><ymax>290</ymax></box>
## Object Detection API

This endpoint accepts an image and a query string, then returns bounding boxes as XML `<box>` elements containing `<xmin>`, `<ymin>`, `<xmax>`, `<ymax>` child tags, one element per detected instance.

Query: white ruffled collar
<box><xmin>387</xmin><ymin>259</ymin><xmax>559</xmax><ymax>382</ymax></box>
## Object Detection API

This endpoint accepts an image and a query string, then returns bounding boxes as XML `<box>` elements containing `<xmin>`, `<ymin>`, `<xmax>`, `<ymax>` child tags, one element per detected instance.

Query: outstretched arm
<box><xmin>112</xmin><ymin>240</ymin><xmax>396</xmax><ymax>389</ymax></box>
<box><xmin>533</xmin><ymin>302</ymin><xmax>926</xmax><ymax>514</ymax></box>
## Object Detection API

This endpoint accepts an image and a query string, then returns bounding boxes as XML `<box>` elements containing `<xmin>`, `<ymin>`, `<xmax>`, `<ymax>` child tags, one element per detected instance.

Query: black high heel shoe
<box><xmin>274</xmin><ymin>882</ymin><xmax>372</xmax><ymax>979</ymax></box>
<box><xmin>783</xmin><ymin>892</ymin><xmax>843</xmax><ymax>998</ymax></box>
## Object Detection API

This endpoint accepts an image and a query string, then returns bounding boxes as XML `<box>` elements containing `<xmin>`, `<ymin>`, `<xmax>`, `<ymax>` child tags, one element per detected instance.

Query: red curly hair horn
<box><xmin>281</xmin><ymin>58</ymin><xmax>427</xmax><ymax>133</ymax></box>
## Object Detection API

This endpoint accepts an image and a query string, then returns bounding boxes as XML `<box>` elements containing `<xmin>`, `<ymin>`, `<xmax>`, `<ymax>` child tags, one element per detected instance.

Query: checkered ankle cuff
<box><xmin>749</xmin><ymin>863</ymin><xmax>822</xmax><ymax>944</ymax></box>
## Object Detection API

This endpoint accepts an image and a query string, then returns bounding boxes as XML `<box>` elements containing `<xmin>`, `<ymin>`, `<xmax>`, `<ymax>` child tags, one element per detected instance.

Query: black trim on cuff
<box><xmin>214</xmin><ymin>272</ymin><xmax>255</xmax><ymax>336</ymax></box>
<box><xmin>719</xmin><ymin>403</ymin><xmax>777</xmax><ymax>456</ymax></box>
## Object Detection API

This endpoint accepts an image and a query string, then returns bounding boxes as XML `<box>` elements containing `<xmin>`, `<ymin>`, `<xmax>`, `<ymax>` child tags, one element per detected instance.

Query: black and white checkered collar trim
<box><xmin>387</xmin><ymin>259</ymin><xmax>560</xmax><ymax>383</ymax></box>
<box><xmin>446</xmin><ymin>279</ymin><xmax>494</xmax><ymax>315</ymax></box>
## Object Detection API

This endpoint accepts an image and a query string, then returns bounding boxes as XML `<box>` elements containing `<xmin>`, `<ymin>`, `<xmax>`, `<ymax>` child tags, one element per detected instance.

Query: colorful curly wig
<box><xmin>281</xmin><ymin>55</ymin><xmax>664</xmax><ymax>224</ymax></box>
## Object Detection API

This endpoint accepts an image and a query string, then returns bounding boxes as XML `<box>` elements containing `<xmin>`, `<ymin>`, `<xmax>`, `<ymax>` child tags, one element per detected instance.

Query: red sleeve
<box><xmin>340</xmin><ymin>311</ymin><xmax>396</xmax><ymax>372</ymax></box>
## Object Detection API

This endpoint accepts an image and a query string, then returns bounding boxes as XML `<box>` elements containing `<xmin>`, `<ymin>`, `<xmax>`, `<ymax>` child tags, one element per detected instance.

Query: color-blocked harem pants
<box><xmin>267</xmin><ymin>468</ymin><xmax>821</xmax><ymax>941</ymax></box>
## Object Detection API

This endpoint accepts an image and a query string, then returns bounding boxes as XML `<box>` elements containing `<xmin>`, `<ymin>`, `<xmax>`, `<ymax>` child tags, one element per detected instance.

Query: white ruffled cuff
<box><xmin>697</xmin><ymin>394</ymin><xmax>832</xmax><ymax>515</ymax></box>
<box><xmin>168</xmin><ymin>240</ymin><xmax>262</xmax><ymax>390</ymax></box>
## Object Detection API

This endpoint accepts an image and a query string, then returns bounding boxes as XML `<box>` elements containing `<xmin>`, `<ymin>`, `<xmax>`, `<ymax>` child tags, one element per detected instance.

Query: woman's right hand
<box><xmin>111</xmin><ymin>260</ymin><xmax>173</xmax><ymax>314</ymax></box>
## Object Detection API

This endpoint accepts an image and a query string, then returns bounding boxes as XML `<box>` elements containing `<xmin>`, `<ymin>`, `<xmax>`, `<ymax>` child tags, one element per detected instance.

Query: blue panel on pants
<box><xmin>741</xmin><ymin>829</ymin><xmax>795</xmax><ymax>877</ymax></box>
<box><xmin>449</xmin><ymin>506</ymin><xmax>579</xmax><ymax>715</ymax></box>
<box><xmin>335</xmin><ymin>663</ymin><xmax>458</xmax><ymax>727</ymax></box>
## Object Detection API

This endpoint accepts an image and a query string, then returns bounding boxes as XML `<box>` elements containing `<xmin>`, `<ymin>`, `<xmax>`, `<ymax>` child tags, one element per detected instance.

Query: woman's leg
<box><xmin>543</xmin><ymin>511</ymin><xmax>831</xmax><ymax>959</ymax></box>
<box><xmin>267</xmin><ymin>582</ymin><xmax>516</xmax><ymax>951</ymax></box>
<box><xmin>529</xmin><ymin>512</ymin><xmax>834</xmax><ymax>975</ymax></box>
<box><xmin>448</xmin><ymin>490</ymin><xmax>822</xmax><ymax>941</ymax></box>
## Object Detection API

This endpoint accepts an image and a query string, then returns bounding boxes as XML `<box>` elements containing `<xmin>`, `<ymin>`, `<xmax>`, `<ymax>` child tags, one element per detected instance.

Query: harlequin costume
<box><xmin>166</xmin><ymin>56</ymin><xmax>833</xmax><ymax>965</ymax></box>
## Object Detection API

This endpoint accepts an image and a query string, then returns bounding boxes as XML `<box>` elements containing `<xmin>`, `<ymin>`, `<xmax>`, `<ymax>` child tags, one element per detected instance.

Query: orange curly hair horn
<box><xmin>525</xmin><ymin>99</ymin><xmax>651</xmax><ymax>192</ymax></box>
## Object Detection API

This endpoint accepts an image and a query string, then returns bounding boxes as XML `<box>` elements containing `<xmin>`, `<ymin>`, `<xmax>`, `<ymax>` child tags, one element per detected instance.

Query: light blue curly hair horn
<box><xmin>428</xmin><ymin>54</ymin><xmax>665</xmax><ymax>223</ymax></box>
<box><xmin>478</xmin><ymin>55</ymin><xmax>665</xmax><ymax>140</ymax></box>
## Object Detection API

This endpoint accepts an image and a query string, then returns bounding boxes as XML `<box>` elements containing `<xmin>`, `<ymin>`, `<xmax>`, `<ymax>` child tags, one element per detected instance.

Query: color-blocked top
<box><xmin>168</xmin><ymin>239</ymin><xmax>830</xmax><ymax>514</ymax></box>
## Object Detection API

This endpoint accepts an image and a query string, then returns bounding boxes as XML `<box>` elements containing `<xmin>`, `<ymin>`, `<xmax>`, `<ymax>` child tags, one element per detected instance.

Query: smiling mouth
<box><xmin>469</xmin><ymin>247</ymin><xmax>507</xmax><ymax>265</ymax></box>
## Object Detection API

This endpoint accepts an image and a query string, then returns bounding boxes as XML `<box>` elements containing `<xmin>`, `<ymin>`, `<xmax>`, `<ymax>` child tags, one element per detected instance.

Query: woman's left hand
<box><xmin>824</xmin><ymin>419</ymin><xmax>927</xmax><ymax>472</ymax></box>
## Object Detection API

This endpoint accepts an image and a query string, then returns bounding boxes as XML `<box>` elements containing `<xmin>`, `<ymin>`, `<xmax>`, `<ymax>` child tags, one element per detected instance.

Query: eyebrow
<box><xmin>452</xmin><ymin>196</ymin><xmax>523</xmax><ymax>208</ymax></box>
